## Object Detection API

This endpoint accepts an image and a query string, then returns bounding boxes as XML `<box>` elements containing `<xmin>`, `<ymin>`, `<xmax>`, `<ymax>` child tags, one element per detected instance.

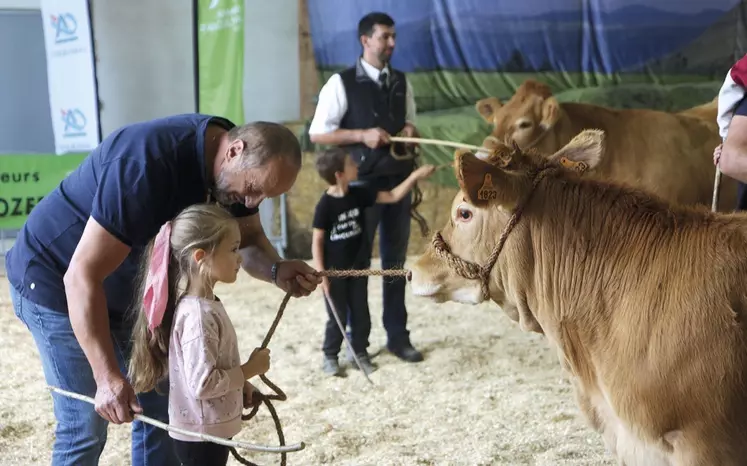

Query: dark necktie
<box><xmin>378</xmin><ymin>72</ymin><xmax>389</xmax><ymax>92</ymax></box>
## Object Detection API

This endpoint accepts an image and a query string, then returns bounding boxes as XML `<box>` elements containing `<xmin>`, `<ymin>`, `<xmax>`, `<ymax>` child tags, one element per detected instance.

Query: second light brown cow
<box><xmin>409</xmin><ymin>131</ymin><xmax>747</xmax><ymax>465</ymax></box>
<box><xmin>474</xmin><ymin>80</ymin><xmax>738</xmax><ymax>212</ymax></box>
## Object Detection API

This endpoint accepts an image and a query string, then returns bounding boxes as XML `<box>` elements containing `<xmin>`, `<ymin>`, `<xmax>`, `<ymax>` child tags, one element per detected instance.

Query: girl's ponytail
<box><xmin>127</xmin><ymin>221</ymin><xmax>181</xmax><ymax>394</ymax></box>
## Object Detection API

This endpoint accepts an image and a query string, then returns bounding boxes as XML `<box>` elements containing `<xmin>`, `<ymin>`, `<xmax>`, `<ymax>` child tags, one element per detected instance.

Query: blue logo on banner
<box><xmin>50</xmin><ymin>13</ymin><xmax>78</xmax><ymax>44</ymax></box>
<box><xmin>61</xmin><ymin>109</ymin><xmax>87</xmax><ymax>138</ymax></box>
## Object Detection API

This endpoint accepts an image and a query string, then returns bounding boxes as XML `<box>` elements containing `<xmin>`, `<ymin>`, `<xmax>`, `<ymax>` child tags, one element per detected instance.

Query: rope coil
<box><xmin>229</xmin><ymin>268</ymin><xmax>412</xmax><ymax>464</ymax></box>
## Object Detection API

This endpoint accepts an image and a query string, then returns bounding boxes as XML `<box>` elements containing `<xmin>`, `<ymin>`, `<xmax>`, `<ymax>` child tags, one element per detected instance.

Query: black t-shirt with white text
<box><xmin>312</xmin><ymin>185</ymin><xmax>378</xmax><ymax>270</ymax></box>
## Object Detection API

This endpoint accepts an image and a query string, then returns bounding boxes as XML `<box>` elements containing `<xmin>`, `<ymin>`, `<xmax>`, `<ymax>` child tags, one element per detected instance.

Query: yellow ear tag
<box><xmin>559</xmin><ymin>156</ymin><xmax>589</xmax><ymax>174</ymax></box>
<box><xmin>477</xmin><ymin>173</ymin><xmax>498</xmax><ymax>201</ymax></box>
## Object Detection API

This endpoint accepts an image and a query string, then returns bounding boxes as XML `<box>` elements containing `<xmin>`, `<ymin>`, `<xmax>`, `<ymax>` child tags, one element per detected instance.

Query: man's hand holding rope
<box><xmin>271</xmin><ymin>260</ymin><xmax>322</xmax><ymax>297</ymax></box>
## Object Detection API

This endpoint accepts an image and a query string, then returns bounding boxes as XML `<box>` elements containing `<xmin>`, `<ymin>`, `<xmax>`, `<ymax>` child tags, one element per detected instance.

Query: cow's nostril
<box><xmin>406</xmin><ymin>270</ymin><xmax>412</xmax><ymax>282</ymax></box>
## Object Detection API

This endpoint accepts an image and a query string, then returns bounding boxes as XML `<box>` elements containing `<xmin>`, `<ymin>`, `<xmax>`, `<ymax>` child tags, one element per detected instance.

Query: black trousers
<box><xmin>353</xmin><ymin>173</ymin><xmax>415</xmax><ymax>349</ymax></box>
<box><xmin>322</xmin><ymin>276</ymin><xmax>371</xmax><ymax>357</ymax></box>
<box><xmin>173</xmin><ymin>439</ymin><xmax>230</xmax><ymax>466</ymax></box>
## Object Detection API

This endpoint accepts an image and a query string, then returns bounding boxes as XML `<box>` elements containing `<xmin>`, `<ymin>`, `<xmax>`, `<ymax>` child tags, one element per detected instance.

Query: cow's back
<box><xmin>677</xmin><ymin>96</ymin><xmax>718</xmax><ymax>122</ymax></box>
<box><xmin>559</xmin><ymin>102</ymin><xmax>738</xmax><ymax>211</ymax></box>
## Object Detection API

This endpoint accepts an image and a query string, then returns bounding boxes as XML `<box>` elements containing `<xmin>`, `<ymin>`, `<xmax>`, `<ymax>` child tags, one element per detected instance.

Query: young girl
<box><xmin>127</xmin><ymin>203</ymin><xmax>271</xmax><ymax>466</ymax></box>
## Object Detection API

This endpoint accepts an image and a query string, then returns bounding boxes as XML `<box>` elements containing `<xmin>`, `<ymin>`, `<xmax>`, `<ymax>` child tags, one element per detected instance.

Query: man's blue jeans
<box><xmin>360</xmin><ymin>178</ymin><xmax>413</xmax><ymax>349</ymax></box>
<box><xmin>9</xmin><ymin>285</ymin><xmax>179</xmax><ymax>466</ymax></box>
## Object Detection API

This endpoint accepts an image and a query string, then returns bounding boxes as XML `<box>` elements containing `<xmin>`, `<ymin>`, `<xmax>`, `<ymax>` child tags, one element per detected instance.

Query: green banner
<box><xmin>0</xmin><ymin>154</ymin><xmax>86</xmax><ymax>230</ymax></box>
<box><xmin>197</xmin><ymin>0</ymin><xmax>245</xmax><ymax>124</ymax></box>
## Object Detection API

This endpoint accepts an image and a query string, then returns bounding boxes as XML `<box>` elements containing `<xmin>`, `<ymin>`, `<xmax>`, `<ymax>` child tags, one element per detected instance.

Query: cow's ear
<box><xmin>549</xmin><ymin>129</ymin><xmax>604</xmax><ymax>173</ymax></box>
<box><xmin>539</xmin><ymin>96</ymin><xmax>561</xmax><ymax>130</ymax></box>
<box><xmin>455</xmin><ymin>149</ymin><xmax>504</xmax><ymax>208</ymax></box>
<box><xmin>475</xmin><ymin>97</ymin><xmax>502</xmax><ymax>124</ymax></box>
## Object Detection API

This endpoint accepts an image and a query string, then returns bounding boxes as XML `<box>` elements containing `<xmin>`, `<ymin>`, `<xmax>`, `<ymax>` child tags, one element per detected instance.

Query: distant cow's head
<box><xmin>475</xmin><ymin>80</ymin><xmax>563</xmax><ymax>152</ymax></box>
<box><xmin>410</xmin><ymin>129</ymin><xmax>604</xmax><ymax>310</ymax></box>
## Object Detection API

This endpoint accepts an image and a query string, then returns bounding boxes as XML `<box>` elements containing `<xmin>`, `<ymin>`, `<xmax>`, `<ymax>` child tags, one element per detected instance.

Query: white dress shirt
<box><xmin>308</xmin><ymin>58</ymin><xmax>417</xmax><ymax>135</ymax></box>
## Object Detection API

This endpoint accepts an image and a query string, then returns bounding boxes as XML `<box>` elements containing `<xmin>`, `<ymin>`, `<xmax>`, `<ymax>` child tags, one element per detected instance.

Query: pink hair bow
<box><xmin>143</xmin><ymin>221</ymin><xmax>172</xmax><ymax>330</ymax></box>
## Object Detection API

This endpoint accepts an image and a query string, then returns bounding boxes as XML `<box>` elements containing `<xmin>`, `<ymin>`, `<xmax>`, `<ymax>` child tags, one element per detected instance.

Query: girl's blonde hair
<box><xmin>127</xmin><ymin>203</ymin><xmax>238</xmax><ymax>394</ymax></box>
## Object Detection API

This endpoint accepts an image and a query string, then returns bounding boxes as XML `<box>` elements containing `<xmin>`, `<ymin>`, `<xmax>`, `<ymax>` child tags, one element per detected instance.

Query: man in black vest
<box><xmin>309</xmin><ymin>12</ymin><xmax>424</xmax><ymax>363</ymax></box>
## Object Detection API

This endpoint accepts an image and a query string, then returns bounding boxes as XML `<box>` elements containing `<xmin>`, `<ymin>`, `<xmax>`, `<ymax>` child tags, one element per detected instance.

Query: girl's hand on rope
<box><xmin>714</xmin><ymin>143</ymin><xmax>723</xmax><ymax>166</ymax></box>
<box><xmin>243</xmin><ymin>381</ymin><xmax>261</xmax><ymax>408</ymax></box>
<box><xmin>242</xmin><ymin>348</ymin><xmax>272</xmax><ymax>379</ymax></box>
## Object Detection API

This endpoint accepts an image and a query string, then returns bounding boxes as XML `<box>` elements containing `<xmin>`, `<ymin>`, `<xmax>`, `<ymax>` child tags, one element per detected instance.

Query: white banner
<box><xmin>40</xmin><ymin>0</ymin><xmax>100</xmax><ymax>155</ymax></box>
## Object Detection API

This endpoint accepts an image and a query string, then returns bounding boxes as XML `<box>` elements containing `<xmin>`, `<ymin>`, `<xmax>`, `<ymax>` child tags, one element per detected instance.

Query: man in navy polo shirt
<box><xmin>5</xmin><ymin>114</ymin><xmax>321</xmax><ymax>466</ymax></box>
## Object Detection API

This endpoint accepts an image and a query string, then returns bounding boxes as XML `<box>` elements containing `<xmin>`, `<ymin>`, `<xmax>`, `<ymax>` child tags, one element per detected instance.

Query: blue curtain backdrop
<box><xmin>307</xmin><ymin>0</ymin><xmax>746</xmax><ymax>112</ymax></box>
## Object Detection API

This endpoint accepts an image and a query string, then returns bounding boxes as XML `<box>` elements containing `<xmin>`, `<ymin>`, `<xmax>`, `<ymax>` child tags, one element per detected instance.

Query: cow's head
<box><xmin>475</xmin><ymin>80</ymin><xmax>563</xmax><ymax>152</ymax></box>
<box><xmin>410</xmin><ymin>129</ymin><xmax>604</xmax><ymax>308</ymax></box>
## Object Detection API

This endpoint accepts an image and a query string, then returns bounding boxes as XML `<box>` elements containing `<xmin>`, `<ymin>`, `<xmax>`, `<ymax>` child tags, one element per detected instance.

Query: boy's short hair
<box><xmin>315</xmin><ymin>148</ymin><xmax>349</xmax><ymax>185</ymax></box>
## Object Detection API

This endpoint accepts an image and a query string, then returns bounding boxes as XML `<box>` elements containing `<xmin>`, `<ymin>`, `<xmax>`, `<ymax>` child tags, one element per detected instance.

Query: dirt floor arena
<box><xmin>0</xmin><ymin>259</ymin><xmax>613</xmax><ymax>466</ymax></box>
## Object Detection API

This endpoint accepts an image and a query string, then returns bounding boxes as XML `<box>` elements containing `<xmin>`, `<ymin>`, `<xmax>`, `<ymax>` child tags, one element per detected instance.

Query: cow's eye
<box><xmin>517</xmin><ymin>120</ymin><xmax>532</xmax><ymax>130</ymax></box>
<box><xmin>456</xmin><ymin>207</ymin><xmax>473</xmax><ymax>222</ymax></box>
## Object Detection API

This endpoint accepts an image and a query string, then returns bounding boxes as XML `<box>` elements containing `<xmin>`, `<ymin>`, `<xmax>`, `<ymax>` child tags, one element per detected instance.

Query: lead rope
<box><xmin>228</xmin><ymin>291</ymin><xmax>291</xmax><ymax>466</ymax></box>
<box><xmin>389</xmin><ymin>136</ymin><xmax>432</xmax><ymax>239</ymax></box>
<box><xmin>410</xmin><ymin>163</ymin><xmax>456</xmax><ymax>238</ymax></box>
<box><xmin>228</xmin><ymin>268</ymin><xmax>410</xmax><ymax>466</ymax></box>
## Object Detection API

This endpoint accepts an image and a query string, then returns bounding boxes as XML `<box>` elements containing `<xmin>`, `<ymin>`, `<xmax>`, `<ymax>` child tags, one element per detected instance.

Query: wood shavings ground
<box><xmin>0</xmin><ymin>259</ymin><xmax>613</xmax><ymax>465</ymax></box>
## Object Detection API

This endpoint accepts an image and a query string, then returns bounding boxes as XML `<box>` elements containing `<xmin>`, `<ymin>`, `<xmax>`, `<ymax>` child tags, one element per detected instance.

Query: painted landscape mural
<box><xmin>304</xmin><ymin>0</ymin><xmax>746</xmax><ymax>180</ymax></box>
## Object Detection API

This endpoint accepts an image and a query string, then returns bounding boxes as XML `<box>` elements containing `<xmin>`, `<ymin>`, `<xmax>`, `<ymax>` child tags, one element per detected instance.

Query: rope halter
<box><xmin>430</xmin><ymin>165</ymin><xmax>558</xmax><ymax>301</ymax></box>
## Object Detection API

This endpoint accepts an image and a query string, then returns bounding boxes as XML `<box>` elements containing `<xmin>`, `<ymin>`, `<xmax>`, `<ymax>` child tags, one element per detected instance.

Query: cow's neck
<box><xmin>491</xmin><ymin>222</ymin><xmax>546</xmax><ymax>334</ymax></box>
<box><xmin>495</xmin><ymin>176</ymin><xmax>667</xmax><ymax>369</ymax></box>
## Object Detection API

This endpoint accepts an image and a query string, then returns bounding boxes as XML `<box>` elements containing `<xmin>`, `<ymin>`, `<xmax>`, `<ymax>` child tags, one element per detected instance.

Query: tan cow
<box><xmin>409</xmin><ymin>131</ymin><xmax>747</xmax><ymax>465</ymax></box>
<box><xmin>474</xmin><ymin>80</ymin><xmax>738</xmax><ymax>212</ymax></box>
<box><xmin>678</xmin><ymin>96</ymin><xmax>718</xmax><ymax>121</ymax></box>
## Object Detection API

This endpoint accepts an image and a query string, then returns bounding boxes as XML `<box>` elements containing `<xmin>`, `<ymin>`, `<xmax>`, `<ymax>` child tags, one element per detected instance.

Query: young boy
<box><xmin>311</xmin><ymin>148</ymin><xmax>436</xmax><ymax>376</ymax></box>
